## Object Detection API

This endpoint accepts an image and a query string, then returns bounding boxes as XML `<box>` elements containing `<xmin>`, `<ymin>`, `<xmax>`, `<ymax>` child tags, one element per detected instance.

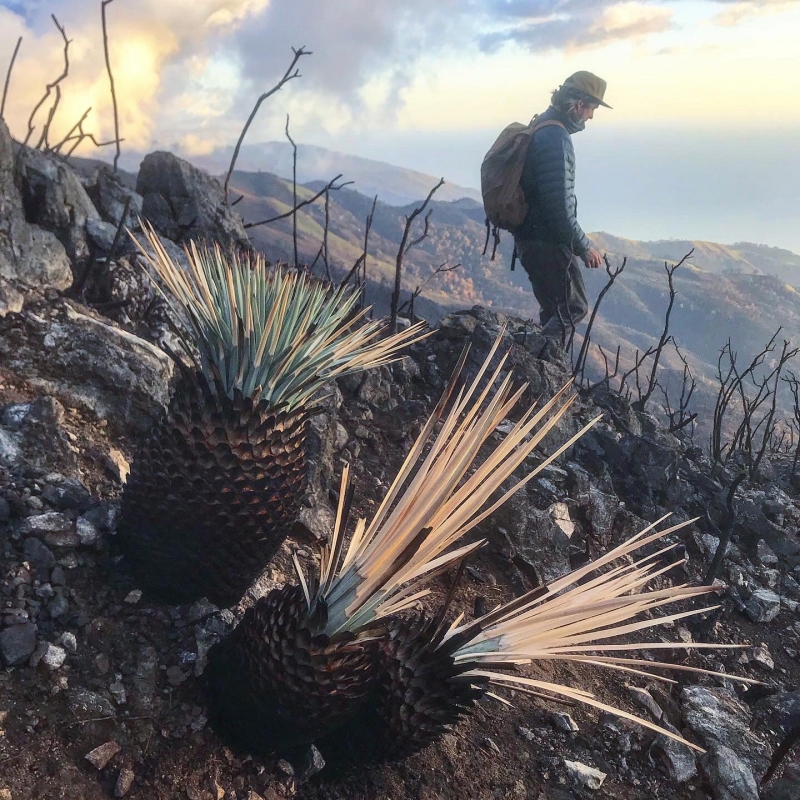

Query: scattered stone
<box><xmin>85</xmin><ymin>740</ymin><xmax>121</xmax><ymax>770</ymax></box>
<box><xmin>681</xmin><ymin>686</ymin><xmax>769</xmax><ymax>774</ymax></box>
<box><xmin>756</xmin><ymin>539</ymin><xmax>779</xmax><ymax>566</ymax></box>
<box><xmin>75</xmin><ymin>517</ymin><xmax>99</xmax><ymax>546</ymax></box>
<box><xmin>18</xmin><ymin>511</ymin><xmax>72</xmax><ymax>537</ymax></box>
<box><xmin>23</xmin><ymin>537</ymin><xmax>55</xmax><ymax>574</ymax></box>
<box><xmin>483</xmin><ymin>736</ymin><xmax>501</xmax><ymax>755</ymax></box>
<box><xmin>166</xmin><ymin>665</ymin><xmax>187</xmax><ymax>686</ymax></box>
<box><xmin>187</xmin><ymin>598</ymin><xmax>218</xmax><ymax>623</ymax></box>
<box><xmin>701</xmin><ymin>743</ymin><xmax>759</xmax><ymax>800</ymax></box>
<box><xmin>275</xmin><ymin>759</ymin><xmax>295</xmax><ymax>778</ymax></box>
<box><xmin>627</xmin><ymin>685</ymin><xmax>663</xmax><ymax>719</ymax></box>
<box><xmin>114</xmin><ymin>765</ymin><xmax>134</xmax><ymax>797</ymax></box>
<box><xmin>652</xmin><ymin>724</ymin><xmax>698</xmax><ymax>783</ymax></box>
<box><xmin>67</xmin><ymin>688</ymin><xmax>116</xmax><ymax>720</ymax></box>
<box><xmin>563</xmin><ymin>760</ymin><xmax>606</xmax><ymax>790</ymax></box>
<box><xmin>105</xmin><ymin>448</ymin><xmax>130</xmax><ymax>483</ymax></box>
<box><xmin>0</xmin><ymin>622</ymin><xmax>37</xmax><ymax>666</ymax></box>
<box><xmin>60</xmin><ymin>632</ymin><xmax>77</xmax><ymax>653</ymax></box>
<box><xmin>751</xmin><ymin>644</ymin><xmax>774</xmax><ymax>670</ymax></box>
<box><xmin>0</xmin><ymin>788</ymin><xmax>11</xmax><ymax>800</ymax></box>
<box><xmin>41</xmin><ymin>643</ymin><xmax>67</xmax><ymax>670</ymax></box>
<box><xmin>745</xmin><ymin>588</ymin><xmax>781</xmax><ymax>622</ymax></box>
<box><xmin>551</xmin><ymin>712</ymin><xmax>579</xmax><ymax>733</ymax></box>
<box><xmin>124</xmin><ymin>589</ymin><xmax>142</xmax><ymax>604</ymax></box>
<box><xmin>516</xmin><ymin>726</ymin><xmax>536</xmax><ymax>742</ymax></box>
<box><xmin>299</xmin><ymin>744</ymin><xmax>326</xmax><ymax>781</ymax></box>
<box><xmin>109</xmin><ymin>682</ymin><xmax>127</xmax><ymax>705</ymax></box>
<box><xmin>47</xmin><ymin>594</ymin><xmax>69</xmax><ymax>619</ymax></box>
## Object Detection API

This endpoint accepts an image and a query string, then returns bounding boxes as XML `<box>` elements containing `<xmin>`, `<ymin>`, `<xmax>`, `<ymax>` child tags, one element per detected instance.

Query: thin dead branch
<box><xmin>704</xmin><ymin>472</ymin><xmax>747</xmax><ymax>585</ymax></box>
<box><xmin>390</xmin><ymin>178</ymin><xmax>444</xmax><ymax>333</ymax></box>
<box><xmin>398</xmin><ymin>261</ymin><xmax>462</xmax><ymax>324</ymax></box>
<box><xmin>340</xmin><ymin>195</ymin><xmax>378</xmax><ymax>294</ymax></box>
<box><xmin>50</xmin><ymin>106</ymin><xmax>91</xmax><ymax>153</ymax></box>
<box><xmin>658</xmin><ymin>341</ymin><xmax>697</xmax><ymax>435</ymax></box>
<box><xmin>1</xmin><ymin>36</ymin><xmax>22</xmax><ymax>122</ymax></box>
<box><xmin>101</xmin><ymin>0</ymin><xmax>121</xmax><ymax>171</ymax></box>
<box><xmin>573</xmin><ymin>253</ymin><xmax>626</xmax><ymax>386</ymax></box>
<box><xmin>224</xmin><ymin>46</ymin><xmax>311</xmax><ymax>202</ymax></box>
<box><xmin>243</xmin><ymin>174</ymin><xmax>351</xmax><ymax>229</ymax></box>
<box><xmin>632</xmin><ymin>250</ymin><xmax>691</xmax><ymax>412</ymax></box>
<box><xmin>285</xmin><ymin>115</ymin><xmax>299</xmax><ymax>266</ymax></box>
<box><xmin>24</xmin><ymin>15</ymin><xmax>71</xmax><ymax>147</ymax></box>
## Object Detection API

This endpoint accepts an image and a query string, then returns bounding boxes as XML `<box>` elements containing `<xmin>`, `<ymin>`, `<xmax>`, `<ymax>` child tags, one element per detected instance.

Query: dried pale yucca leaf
<box><xmin>306</xmin><ymin>330</ymin><xmax>598</xmax><ymax>635</ymax></box>
<box><xmin>132</xmin><ymin>223</ymin><xmax>426</xmax><ymax>409</ymax></box>
<box><xmin>446</xmin><ymin>518</ymin><xmax>758</xmax><ymax>751</ymax></box>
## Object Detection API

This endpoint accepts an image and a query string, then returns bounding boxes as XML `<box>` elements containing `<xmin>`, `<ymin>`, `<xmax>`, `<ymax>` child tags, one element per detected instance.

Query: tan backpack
<box><xmin>480</xmin><ymin>117</ymin><xmax>565</xmax><ymax>232</ymax></box>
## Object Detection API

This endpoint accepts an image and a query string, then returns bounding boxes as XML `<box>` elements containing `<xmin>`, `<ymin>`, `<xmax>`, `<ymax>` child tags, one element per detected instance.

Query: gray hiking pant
<box><xmin>515</xmin><ymin>239</ymin><xmax>589</xmax><ymax>341</ymax></box>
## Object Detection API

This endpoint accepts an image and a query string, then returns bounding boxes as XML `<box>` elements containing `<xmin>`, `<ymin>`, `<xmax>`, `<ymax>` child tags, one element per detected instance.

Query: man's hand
<box><xmin>581</xmin><ymin>248</ymin><xmax>603</xmax><ymax>269</ymax></box>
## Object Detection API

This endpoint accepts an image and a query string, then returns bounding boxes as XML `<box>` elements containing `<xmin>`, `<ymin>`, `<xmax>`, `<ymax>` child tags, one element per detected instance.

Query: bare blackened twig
<box><xmin>632</xmin><ymin>250</ymin><xmax>691</xmax><ymax>412</ymax></box>
<box><xmin>101</xmin><ymin>0</ymin><xmax>121</xmax><ymax>171</ymax></box>
<box><xmin>398</xmin><ymin>261</ymin><xmax>461</xmax><ymax>324</ymax></box>
<box><xmin>750</xmin><ymin>338</ymin><xmax>798</xmax><ymax>478</ymax></box>
<box><xmin>243</xmin><ymin>174</ymin><xmax>351</xmax><ymax>229</ymax></box>
<box><xmin>24</xmin><ymin>16</ymin><xmax>70</xmax><ymax>147</ymax></box>
<box><xmin>1</xmin><ymin>36</ymin><xmax>22</xmax><ymax>122</ymax></box>
<box><xmin>404</xmin><ymin>209</ymin><xmax>432</xmax><ymax>253</ymax></box>
<box><xmin>340</xmin><ymin>195</ymin><xmax>377</xmax><ymax>293</ymax></box>
<box><xmin>783</xmin><ymin>371</ymin><xmax>800</xmax><ymax>477</ymax></box>
<box><xmin>704</xmin><ymin>472</ymin><xmax>747</xmax><ymax>585</ymax></box>
<box><xmin>285</xmin><ymin>115</ymin><xmax>299</xmax><ymax>266</ymax></box>
<box><xmin>658</xmin><ymin>340</ymin><xmax>698</xmax><ymax>435</ymax></box>
<box><xmin>573</xmin><ymin>253</ymin><xmax>626</xmax><ymax>385</ymax></box>
<box><xmin>391</xmin><ymin>179</ymin><xmax>444</xmax><ymax>333</ymax></box>
<box><xmin>50</xmin><ymin>106</ymin><xmax>91</xmax><ymax>152</ymax></box>
<box><xmin>224</xmin><ymin>46</ymin><xmax>310</xmax><ymax>202</ymax></box>
<box><xmin>710</xmin><ymin>330</ymin><xmax>780</xmax><ymax>470</ymax></box>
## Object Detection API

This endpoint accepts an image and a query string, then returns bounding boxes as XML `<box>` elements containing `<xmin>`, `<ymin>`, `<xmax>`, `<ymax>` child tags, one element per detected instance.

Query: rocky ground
<box><xmin>1</xmin><ymin>122</ymin><xmax>799</xmax><ymax>800</ymax></box>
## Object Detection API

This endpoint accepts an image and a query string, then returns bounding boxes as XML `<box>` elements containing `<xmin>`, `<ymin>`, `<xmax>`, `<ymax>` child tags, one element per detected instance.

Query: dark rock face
<box><xmin>87</xmin><ymin>165</ymin><xmax>143</xmax><ymax>227</ymax></box>
<box><xmin>137</xmin><ymin>151</ymin><xmax>248</xmax><ymax>249</ymax></box>
<box><xmin>0</xmin><ymin>121</ymin><xmax>72</xmax><ymax>315</ymax></box>
<box><xmin>14</xmin><ymin>144</ymin><xmax>100</xmax><ymax>265</ymax></box>
<box><xmin>0</xmin><ymin>299</ymin><xmax>173</xmax><ymax>432</ymax></box>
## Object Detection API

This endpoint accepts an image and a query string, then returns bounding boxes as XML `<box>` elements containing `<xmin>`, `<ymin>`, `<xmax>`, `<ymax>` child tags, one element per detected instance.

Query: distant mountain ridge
<box><xmin>590</xmin><ymin>233</ymin><xmax>800</xmax><ymax>282</ymax></box>
<box><xmin>189</xmin><ymin>141</ymin><xmax>483</xmax><ymax>207</ymax></box>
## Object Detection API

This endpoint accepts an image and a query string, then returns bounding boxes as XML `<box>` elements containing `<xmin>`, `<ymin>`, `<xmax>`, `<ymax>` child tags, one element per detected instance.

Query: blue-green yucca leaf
<box><xmin>134</xmin><ymin>224</ymin><xmax>426</xmax><ymax>411</ymax></box>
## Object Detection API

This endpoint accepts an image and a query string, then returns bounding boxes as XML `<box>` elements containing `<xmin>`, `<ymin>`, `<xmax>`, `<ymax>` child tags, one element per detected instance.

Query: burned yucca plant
<box><xmin>117</xmin><ymin>225</ymin><xmax>425</xmax><ymax>606</ymax></box>
<box><xmin>204</xmin><ymin>334</ymin><xmax>594</xmax><ymax>753</ymax></box>
<box><xmin>372</xmin><ymin>515</ymin><xmax>756</xmax><ymax>757</ymax></box>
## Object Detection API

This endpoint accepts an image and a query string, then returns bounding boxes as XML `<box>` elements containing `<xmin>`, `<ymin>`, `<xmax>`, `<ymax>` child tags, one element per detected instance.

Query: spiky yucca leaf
<box><xmin>205</xmin><ymin>332</ymin><xmax>595</xmax><ymax>750</ymax></box>
<box><xmin>373</xmin><ymin>517</ymin><xmax>757</xmax><ymax>755</ymax></box>
<box><xmin>311</xmin><ymin>332</ymin><xmax>600</xmax><ymax>635</ymax></box>
<box><xmin>118</xmin><ymin>225</ymin><xmax>425</xmax><ymax>606</ymax></box>
<box><xmin>134</xmin><ymin>224</ymin><xmax>426</xmax><ymax>407</ymax></box>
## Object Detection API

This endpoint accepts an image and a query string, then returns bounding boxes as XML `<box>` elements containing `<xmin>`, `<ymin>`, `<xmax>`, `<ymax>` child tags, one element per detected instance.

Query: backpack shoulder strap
<box><xmin>530</xmin><ymin>119</ymin><xmax>566</xmax><ymax>134</ymax></box>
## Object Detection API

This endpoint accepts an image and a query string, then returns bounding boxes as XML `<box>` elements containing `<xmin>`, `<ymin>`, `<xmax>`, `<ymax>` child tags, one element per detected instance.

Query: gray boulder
<box><xmin>0</xmin><ymin>121</ymin><xmax>72</xmax><ymax>315</ymax></box>
<box><xmin>137</xmin><ymin>151</ymin><xmax>248</xmax><ymax>249</ymax></box>
<box><xmin>0</xmin><ymin>622</ymin><xmax>37</xmax><ymax>666</ymax></box>
<box><xmin>0</xmin><ymin>299</ymin><xmax>173</xmax><ymax>432</ymax></box>
<box><xmin>87</xmin><ymin>164</ymin><xmax>142</xmax><ymax>227</ymax></box>
<box><xmin>14</xmin><ymin>143</ymin><xmax>100</xmax><ymax>264</ymax></box>
<box><xmin>701</xmin><ymin>744</ymin><xmax>759</xmax><ymax>800</ymax></box>
<box><xmin>0</xmin><ymin>395</ymin><xmax>75</xmax><ymax>472</ymax></box>
<box><xmin>681</xmin><ymin>686</ymin><xmax>770</xmax><ymax>776</ymax></box>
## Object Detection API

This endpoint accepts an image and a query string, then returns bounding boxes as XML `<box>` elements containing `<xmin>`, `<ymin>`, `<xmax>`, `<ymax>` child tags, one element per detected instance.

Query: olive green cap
<box><xmin>562</xmin><ymin>71</ymin><xmax>612</xmax><ymax>109</ymax></box>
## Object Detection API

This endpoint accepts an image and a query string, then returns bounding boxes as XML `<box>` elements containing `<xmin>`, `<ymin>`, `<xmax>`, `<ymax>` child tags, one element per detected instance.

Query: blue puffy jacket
<box><xmin>516</xmin><ymin>106</ymin><xmax>590</xmax><ymax>256</ymax></box>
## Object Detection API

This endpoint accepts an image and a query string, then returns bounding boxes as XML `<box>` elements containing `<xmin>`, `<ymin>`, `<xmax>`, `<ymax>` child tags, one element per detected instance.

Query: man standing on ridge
<box><xmin>515</xmin><ymin>71</ymin><xmax>609</xmax><ymax>342</ymax></box>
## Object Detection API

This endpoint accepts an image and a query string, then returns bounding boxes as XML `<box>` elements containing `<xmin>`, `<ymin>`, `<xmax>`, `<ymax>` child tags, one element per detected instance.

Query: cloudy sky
<box><xmin>1</xmin><ymin>0</ymin><xmax>799</xmax><ymax>251</ymax></box>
